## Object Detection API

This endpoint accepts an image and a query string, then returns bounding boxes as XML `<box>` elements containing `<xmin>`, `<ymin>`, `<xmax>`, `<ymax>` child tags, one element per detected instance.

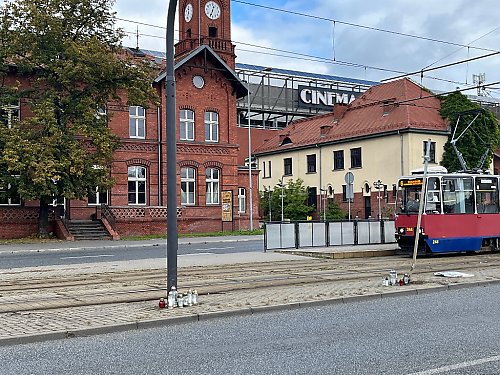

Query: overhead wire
<box><xmin>232</xmin><ymin>0</ymin><xmax>499</xmax><ymax>54</ymax></box>
<box><xmin>115</xmin><ymin>4</ymin><xmax>500</xmax><ymax>95</ymax></box>
<box><xmin>118</xmin><ymin>20</ymin><xmax>483</xmax><ymax>90</ymax></box>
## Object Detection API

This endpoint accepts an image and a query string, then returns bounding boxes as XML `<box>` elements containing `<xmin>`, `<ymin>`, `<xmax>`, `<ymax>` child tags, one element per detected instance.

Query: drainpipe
<box><xmin>157</xmin><ymin>106</ymin><xmax>163</xmax><ymax>206</ymax></box>
<box><xmin>399</xmin><ymin>130</ymin><xmax>404</xmax><ymax>175</ymax></box>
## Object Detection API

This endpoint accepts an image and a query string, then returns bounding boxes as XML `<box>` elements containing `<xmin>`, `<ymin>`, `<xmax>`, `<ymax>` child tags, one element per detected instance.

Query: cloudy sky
<box><xmin>112</xmin><ymin>0</ymin><xmax>500</xmax><ymax>97</ymax></box>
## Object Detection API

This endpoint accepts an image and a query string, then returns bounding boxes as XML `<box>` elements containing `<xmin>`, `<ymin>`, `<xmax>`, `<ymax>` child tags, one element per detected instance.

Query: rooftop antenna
<box><xmin>472</xmin><ymin>73</ymin><xmax>486</xmax><ymax>96</ymax></box>
<box><xmin>136</xmin><ymin>26</ymin><xmax>140</xmax><ymax>50</ymax></box>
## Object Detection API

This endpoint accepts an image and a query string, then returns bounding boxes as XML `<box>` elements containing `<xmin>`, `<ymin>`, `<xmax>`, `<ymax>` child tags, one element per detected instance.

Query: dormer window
<box><xmin>280</xmin><ymin>136</ymin><xmax>292</xmax><ymax>146</ymax></box>
<box><xmin>383</xmin><ymin>99</ymin><xmax>396</xmax><ymax>116</ymax></box>
<box><xmin>209</xmin><ymin>27</ymin><xmax>218</xmax><ymax>38</ymax></box>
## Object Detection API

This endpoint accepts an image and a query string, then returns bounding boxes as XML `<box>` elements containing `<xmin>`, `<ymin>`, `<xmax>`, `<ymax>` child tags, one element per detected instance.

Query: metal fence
<box><xmin>264</xmin><ymin>219</ymin><xmax>396</xmax><ymax>251</ymax></box>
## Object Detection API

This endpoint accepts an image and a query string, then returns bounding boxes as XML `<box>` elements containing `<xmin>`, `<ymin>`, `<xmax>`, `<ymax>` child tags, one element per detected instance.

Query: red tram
<box><xmin>395</xmin><ymin>169</ymin><xmax>500</xmax><ymax>255</ymax></box>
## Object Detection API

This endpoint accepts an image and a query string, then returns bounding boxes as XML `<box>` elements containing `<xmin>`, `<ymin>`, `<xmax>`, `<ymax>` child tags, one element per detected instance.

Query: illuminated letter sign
<box><xmin>298</xmin><ymin>85</ymin><xmax>359</xmax><ymax>110</ymax></box>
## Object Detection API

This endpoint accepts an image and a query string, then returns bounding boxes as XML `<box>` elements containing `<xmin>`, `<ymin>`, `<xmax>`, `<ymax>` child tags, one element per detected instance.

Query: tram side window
<box><xmin>475</xmin><ymin>177</ymin><xmax>499</xmax><ymax>214</ymax></box>
<box><xmin>425</xmin><ymin>177</ymin><xmax>441</xmax><ymax>214</ymax></box>
<box><xmin>442</xmin><ymin>177</ymin><xmax>474</xmax><ymax>214</ymax></box>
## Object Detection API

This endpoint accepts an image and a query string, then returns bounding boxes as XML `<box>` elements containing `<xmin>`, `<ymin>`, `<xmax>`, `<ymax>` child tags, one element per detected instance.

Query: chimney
<box><xmin>333</xmin><ymin>104</ymin><xmax>348</xmax><ymax>121</ymax></box>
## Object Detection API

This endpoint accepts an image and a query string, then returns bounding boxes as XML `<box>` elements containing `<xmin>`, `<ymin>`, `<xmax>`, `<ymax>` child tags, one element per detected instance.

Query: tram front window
<box><xmin>425</xmin><ymin>177</ymin><xmax>441</xmax><ymax>214</ymax></box>
<box><xmin>397</xmin><ymin>178</ymin><xmax>423</xmax><ymax>214</ymax></box>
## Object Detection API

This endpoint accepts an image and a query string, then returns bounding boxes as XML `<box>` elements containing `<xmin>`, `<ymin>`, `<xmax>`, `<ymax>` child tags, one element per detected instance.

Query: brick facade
<box><xmin>0</xmin><ymin>0</ymin><xmax>264</xmax><ymax>239</ymax></box>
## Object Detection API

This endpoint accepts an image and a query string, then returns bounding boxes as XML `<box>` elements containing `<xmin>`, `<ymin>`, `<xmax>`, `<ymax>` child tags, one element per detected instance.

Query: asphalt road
<box><xmin>1</xmin><ymin>283</ymin><xmax>499</xmax><ymax>374</ymax></box>
<box><xmin>0</xmin><ymin>239</ymin><xmax>264</xmax><ymax>269</ymax></box>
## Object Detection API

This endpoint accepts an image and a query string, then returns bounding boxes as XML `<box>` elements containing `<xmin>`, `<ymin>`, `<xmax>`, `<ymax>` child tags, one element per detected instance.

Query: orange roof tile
<box><xmin>254</xmin><ymin>78</ymin><xmax>449</xmax><ymax>154</ymax></box>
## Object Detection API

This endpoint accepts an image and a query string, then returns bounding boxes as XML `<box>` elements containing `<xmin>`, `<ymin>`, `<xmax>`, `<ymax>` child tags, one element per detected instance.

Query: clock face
<box><xmin>204</xmin><ymin>1</ymin><xmax>221</xmax><ymax>20</ymax></box>
<box><xmin>184</xmin><ymin>3</ymin><xmax>193</xmax><ymax>22</ymax></box>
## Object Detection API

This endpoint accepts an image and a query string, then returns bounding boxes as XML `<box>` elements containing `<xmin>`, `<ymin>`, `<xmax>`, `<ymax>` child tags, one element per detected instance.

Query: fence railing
<box><xmin>264</xmin><ymin>219</ymin><xmax>396</xmax><ymax>251</ymax></box>
<box><xmin>101</xmin><ymin>204</ymin><xmax>117</xmax><ymax>232</ymax></box>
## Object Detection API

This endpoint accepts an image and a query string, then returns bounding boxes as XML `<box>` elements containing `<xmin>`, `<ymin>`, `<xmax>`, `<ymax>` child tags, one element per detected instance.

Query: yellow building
<box><xmin>254</xmin><ymin>78</ymin><xmax>450</xmax><ymax>219</ymax></box>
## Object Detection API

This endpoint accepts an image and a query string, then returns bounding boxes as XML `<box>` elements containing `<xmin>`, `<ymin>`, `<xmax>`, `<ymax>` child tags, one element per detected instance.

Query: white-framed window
<box><xmin>181</xmin><ymin>167</ymin><xmax>196</xmax><ymax>205</ymax></box>
<box><xmin>180</xmin><ymin>109</ymin><xmax>195</xmax><ymax>141</ymax></box>
<box><xmin>129</xmin><ymin>106</ymin><xmax>145</xmax><ymax>139</ymax></box>
<box><xmin>128</xmin><ymin>166</ymin><xmax>147</xmax><ymax>205</ymax></box>
<box><xmin>238</xmin><ymin>187</ymin><xmax>246</xmax><ymax>213</ymax></box>
<box><xmin>88</xmin><ymin>187</ymin><xmax>108</xmax><ymax>206</ymax></box>
<box><xmin>206</xmin><ymin>167</ymin><xmax>219</xmax><ymax>204</ymax></box>
<box><xmin>204</xmin><ymin>111</ymin><xmax>219</xmax><ymax>142</ymax></box>
<box><xmin>0</xmin><ymin>182</ymin><xmax>21</xmax><ymax>206</ymax></box>
<box><xmin>0</xmin><ymin>101</ymin><xmax>20</xmax><ymax>128</ymax></box>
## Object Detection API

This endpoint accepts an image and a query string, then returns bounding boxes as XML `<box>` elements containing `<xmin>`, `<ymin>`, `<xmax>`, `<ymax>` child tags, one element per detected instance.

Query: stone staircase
<box><xmin>67</xmin><ymin>220</ymin><xmax>111</xmax><ymax>240</ymax></box>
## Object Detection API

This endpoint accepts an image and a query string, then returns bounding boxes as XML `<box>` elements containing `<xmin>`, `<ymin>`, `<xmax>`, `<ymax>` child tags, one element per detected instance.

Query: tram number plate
<box><xmin>406</xmin><ymin>227</ymin><xmax>414</xmax><ymax>232</ymax></box>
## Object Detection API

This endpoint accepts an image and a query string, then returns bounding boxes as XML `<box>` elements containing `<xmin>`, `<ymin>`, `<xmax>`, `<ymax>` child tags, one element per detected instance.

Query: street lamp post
<box><xmin>279</xmin><ymin>178</ymin><xmax>285</xmax><ymax>221</ymax></box>
<box><xmin>373</xmin><ymin>179</ymin><xmax>383</xmax><ymax>219</ymax></box>
<box><xmin>246</xmin><ymin>80</ymin><xmax>253</xmax><ymax>231</ymax></box>
<box><xmin>268</xmin><ymin>186</ymin><xmax>272</xmax><ymax>222</ymax></box>
<box><xmin>245</xmin><ymin>67</ymin><xmax>272</xmax><ymax>231</ymax></box>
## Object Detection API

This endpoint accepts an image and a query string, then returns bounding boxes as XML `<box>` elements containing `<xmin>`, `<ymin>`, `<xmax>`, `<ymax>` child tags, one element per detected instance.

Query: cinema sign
<box><xmin>298</xmin><ymin>85</ymin><xmax>360</xmax><ymax>110</ymax></box>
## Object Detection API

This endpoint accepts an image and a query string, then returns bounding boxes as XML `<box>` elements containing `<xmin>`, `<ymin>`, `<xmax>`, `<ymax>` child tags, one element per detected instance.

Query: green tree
<box><xmin>0</xmin><ymin>0</ymin><xmax>159</xmax><ymax>235</ymax></box>
<box><xmin>259</xmin><ymin>178</ymin><xmax>314</xmax><ymax>221</ymax></box>
<box><xmin>439</xmin><ymin>92</ymin><xmax>500</xmax><ymax>173</ymax></box>
<box><xmin>324</xmin><ymin>199</ymin><xmax>346</xmax><ymax>220</ymax></box>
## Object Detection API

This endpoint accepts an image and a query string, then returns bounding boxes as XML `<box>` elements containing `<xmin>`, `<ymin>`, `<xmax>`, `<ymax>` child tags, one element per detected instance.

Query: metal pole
<box><xmin>247</xmin><ymin>79</ymin><xmax>253</xmax><ymax>231</ymax></box>
<box><xmin>268</xmin><ymin>186</ymin><xmax>272</xmax><ymax>222</ymax></box>
<box><xmin>166</xmin><ymin>0</ymin><xmax>178</xmax><ymax>293</ymax></box>
<box><xmin>348</xmin><ymin>198</ymin><xmax>351</xmax><ymax>221</ymax></box>
<box><xmin>410</xmin><ymin>139</ymin><xmax>431</xmax><ymax>275</ymax></box>
<box><xmin>281</xmin><ymin>180</ymin><xmax>284</xmax><ymax>221</ymax></box>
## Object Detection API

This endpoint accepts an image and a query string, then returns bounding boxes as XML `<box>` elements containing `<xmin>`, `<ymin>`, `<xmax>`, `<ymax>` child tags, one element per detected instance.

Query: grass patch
<box><xmin>121</xmin><ymin>229</ymin><xmax>264</xmax><ymax>241</ymax></box>
<box><xmin>0</xmin><ymin>234</ymin><xmax>62</xmax><ymax>245</ymax></box>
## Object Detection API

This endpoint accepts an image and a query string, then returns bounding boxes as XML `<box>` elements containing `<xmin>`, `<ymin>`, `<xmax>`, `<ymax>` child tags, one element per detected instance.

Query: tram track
<box><xmin>1</xmin><ymin>253</ymin><xmax>500</xmax><ymax>313</ymax></box>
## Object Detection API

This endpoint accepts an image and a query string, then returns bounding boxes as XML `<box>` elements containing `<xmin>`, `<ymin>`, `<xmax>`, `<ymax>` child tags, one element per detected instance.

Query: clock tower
<box><xmin>176</xmin><ymin>0</ymin><xmax>236</xmax><ymax>68</ymax></box>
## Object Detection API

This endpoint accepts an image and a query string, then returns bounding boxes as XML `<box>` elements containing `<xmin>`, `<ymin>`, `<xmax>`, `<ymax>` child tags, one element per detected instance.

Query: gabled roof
<box><xmin>154</xmin><ymin>45</ymin><xmax>248</xmax><ymax>99</ymax></box>
<box><xmin>254</xmin><ymin>78</ymin><xmax>449</xmax><ymax>155</ymax></box>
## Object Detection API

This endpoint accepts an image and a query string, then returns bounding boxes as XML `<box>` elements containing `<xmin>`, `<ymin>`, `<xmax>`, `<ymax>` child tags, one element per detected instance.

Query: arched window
<box><xmin>181</xmin><ymin>167</ymin><xmax>196</xmax><ymax>205</ymax></box>
<box><xmin>206</xmin><ymin>168</ymin><xmax>220</xmax><ymax>204</ymax></box>
<box><xmin>204</xmin><ymin>111</ymin><xmax>219</xmax><ymax>142</ymax></box>
<box><xmin>128</xmin><ymin>166</ymin><xmax>147</xmax><ymax>205</ymax></box>
<box><xmin>180</xmin><ymin>109</ymin><xmax>195</xmax><ymax>141</ymax></box>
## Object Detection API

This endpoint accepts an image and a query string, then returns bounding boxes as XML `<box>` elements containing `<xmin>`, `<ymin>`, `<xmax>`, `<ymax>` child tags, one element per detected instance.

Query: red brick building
<box><xmin>1</xmin><ymin>0</ymin><xmax>268</xmax><ymax>239</ymax></box>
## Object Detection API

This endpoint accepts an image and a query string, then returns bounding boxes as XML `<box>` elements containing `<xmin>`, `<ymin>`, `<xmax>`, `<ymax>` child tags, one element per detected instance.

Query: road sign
<box><xmin>345</xmin><ymin>172</ymin><xmax>354</xmax><ymax>185</ymax></box>
<box><xmin>346</xmin><ymin>184</ymin><xmax>354</xmax><ymax>200</ymax></box>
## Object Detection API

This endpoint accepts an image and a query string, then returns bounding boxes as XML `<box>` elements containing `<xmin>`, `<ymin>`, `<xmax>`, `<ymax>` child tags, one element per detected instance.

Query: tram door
<box><xmin>364</xmin><ymin>196</ymin><xmax>371</xmax><ymax>219</ymax></box>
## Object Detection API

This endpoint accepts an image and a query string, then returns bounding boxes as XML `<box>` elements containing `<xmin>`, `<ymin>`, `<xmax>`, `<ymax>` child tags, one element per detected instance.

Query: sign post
<box><xmin>345</xmin><ymin>172</ymin><xmax>354</xmax><ymax>221</ymax></box>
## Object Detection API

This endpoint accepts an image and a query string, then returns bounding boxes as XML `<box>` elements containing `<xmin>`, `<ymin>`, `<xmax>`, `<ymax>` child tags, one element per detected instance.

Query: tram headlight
<box><xmin>398</xmin><ymin>227</ymin><xmax>405</xmax><ymax>234</ymax></box>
